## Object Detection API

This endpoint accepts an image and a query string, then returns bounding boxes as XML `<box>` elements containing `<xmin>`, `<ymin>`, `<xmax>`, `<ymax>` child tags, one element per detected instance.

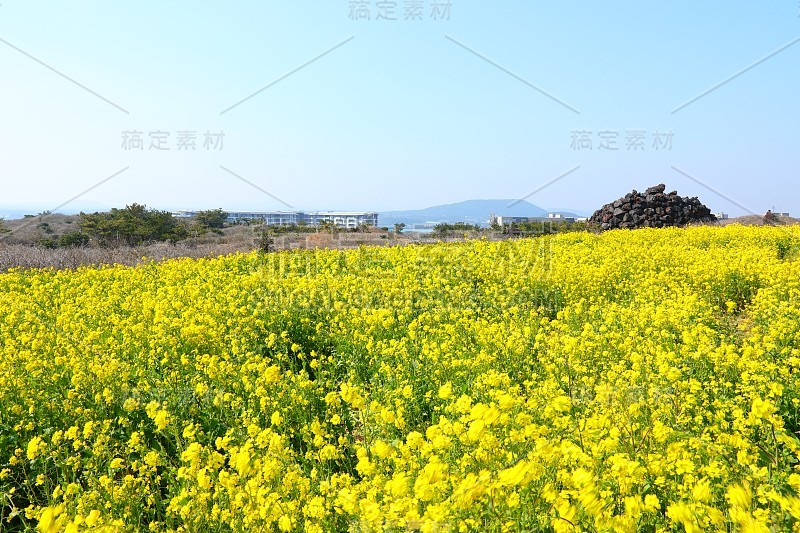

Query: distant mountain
<box><xmin>379</xmin><ymin>199</ymin><xmax>549</xmax><ymax>228</ymax></box>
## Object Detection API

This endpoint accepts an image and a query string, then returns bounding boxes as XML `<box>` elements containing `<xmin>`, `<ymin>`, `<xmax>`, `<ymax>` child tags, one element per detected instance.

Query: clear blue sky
<box><xmin>1</xmin><ymin>1</ymin><xmax>798</xmax><ymax>216</ymax></box>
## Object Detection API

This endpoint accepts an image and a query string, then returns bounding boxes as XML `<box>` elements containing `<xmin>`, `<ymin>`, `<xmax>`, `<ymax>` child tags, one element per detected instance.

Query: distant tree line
<box><xmin>496</xmin><ymin>220</ymin><xmax>590</xmax><ymax>236</ymax></box>
<box><xmin>425</xmin><ymin>220</ymin><xmax>591</xmax><ymax>238</ymax></box>
<box><xmin>33</xmin><ymin>205</ymin><xmax>230</xmax><ymax>248</ymax></box>
<box><xmin>249</xmin><ymin>220</ymin><xmax>376</xmax><ymax>237</ymax></box>
<box><xmin>38</xmin><ymin>232</ymin><xmax>90</xmax><ymax>249</ymax></box>
<box><xmin>254</xmin><ymin>222</ymin><xmax>317</xmax><ymax>235</ymax></box>
<box><xmin>4</xmin><ymin>205</ymin><xmax>594</xmax><ymax>250</ymax></box>
<box><xmin>432</xmin><ymin>222</ymin><xmax>482</xmax><ymax>237</ymax></box>
<box><xmin>79</xmin><ymin>204</ymin><xmax>188</xmax><ymax>246</ymax></box>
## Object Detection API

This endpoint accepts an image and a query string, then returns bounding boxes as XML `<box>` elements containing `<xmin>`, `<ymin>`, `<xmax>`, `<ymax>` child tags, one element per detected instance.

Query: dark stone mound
<box><xmin>590</xmin><ymin>184</ymin><xmax>716</xmax><ymax>230</ymax></box>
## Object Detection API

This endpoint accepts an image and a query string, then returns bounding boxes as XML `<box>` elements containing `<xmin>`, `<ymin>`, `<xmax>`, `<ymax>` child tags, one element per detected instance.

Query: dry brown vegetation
<box><xmin>717</xmin><ymin>214</ymin><xmax>800</xmax><ymax>227</ymax></box>
<box><xmin>0</xmin><ymin>214</ymin><xmax>440</xmax><ymax>271</ymax></box>
<box><xmin>1</xmin><ymin>213</ymin><xmax>81</xmax><ymax>244</ymax></box>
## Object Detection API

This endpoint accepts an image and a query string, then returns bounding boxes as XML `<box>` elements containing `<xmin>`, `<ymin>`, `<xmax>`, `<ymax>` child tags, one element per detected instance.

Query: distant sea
<box><xmin>0</xmin><ymin>209</ymin><xmax>32</xmax><ymax>220</ymax></box>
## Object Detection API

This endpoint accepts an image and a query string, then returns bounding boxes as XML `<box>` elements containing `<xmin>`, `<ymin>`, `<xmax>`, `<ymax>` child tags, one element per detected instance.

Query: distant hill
<box><xmin>379</xmin><ymin>199</ymin><xmax>550</xmax><ymax>228</ymax></box>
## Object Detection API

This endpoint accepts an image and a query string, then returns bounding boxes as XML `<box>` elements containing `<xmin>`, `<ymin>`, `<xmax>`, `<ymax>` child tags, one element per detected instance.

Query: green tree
<box><xmin>37</xmin><ymin>222</ymin><xmax>54</xmax><ymax>234</ymax></box>
<box><xmin>58</xmin><ymin>231</ymin><xmax>90</xmax><ymax>247</ymax></box>
<box><xmin>38</xmin><ymin>231</ymin><xmax>90</xmax><ymax>249</ymax></box>
<box><xmin>394</xmin><ymin>223</ymin><xmax>406</xmax><ymax>235</ymax></box>
<box><xmin>186</xmin><ymin>222</ymin><xmax>209</xmax><ymax>239</ymax></box>
<box><xmin>270</xmin><ymin>223</ymin><xmax>316</xmax><ymax>236</ymax></box>
<box><xmin>253</xmin><ymin>227</ymin><xmax>275</xmax><ymax>253</ymax></box>
<box><xmin>37</xmin><ymin>237</ymin><xmax>58</xmax><ymax>249</ymax></box>
<box><xmin>195</xmin><ymin>209</ymin><xmax>228</xmax><ymax>230</ymax></box>
<box><xmin>433</xmin><ymin>222</ymin><xmax>480</xmax><ymax>237</ymax></box>
<box><xmin>80</xmin><ymin>204</ymin><xmax>187</xmax><ymax>246</ymax></box>
<box><xmin>317</xmin><ymin>220</ymin><xmax>336</xmax><ymax>234</ymax></box>
<box><xmin>0</xmin><ymin>218</ymin><xmax>10</xmax><ymax>236</ymax></box>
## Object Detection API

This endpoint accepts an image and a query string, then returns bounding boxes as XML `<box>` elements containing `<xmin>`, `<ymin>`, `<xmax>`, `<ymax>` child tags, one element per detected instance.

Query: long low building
<box><xmin>172</xmin><ymin>210</ymin><xmax>379</xmax><ymax>229</ymax></box>
<box><xmin>490</xmin><ymin>213</ymin><xmax>577</xmax><ymax>226</ymax></box>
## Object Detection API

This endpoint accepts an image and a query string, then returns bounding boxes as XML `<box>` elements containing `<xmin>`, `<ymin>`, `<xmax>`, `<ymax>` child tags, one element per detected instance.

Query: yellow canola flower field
<box><xmin>3</xmin><ymin>225</ymin><xmax>800</xmax><ymax>532</ymax></box>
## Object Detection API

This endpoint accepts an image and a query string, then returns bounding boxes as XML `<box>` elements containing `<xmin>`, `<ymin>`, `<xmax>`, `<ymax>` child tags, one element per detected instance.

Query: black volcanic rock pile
<box><xmin>590</xmin><ymin>184</ymin><xmax>716</xmax><ymax>230</ymax></box>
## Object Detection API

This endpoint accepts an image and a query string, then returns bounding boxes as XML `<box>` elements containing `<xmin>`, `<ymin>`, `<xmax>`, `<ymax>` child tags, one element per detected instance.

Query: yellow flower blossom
<box><xmin>4</xmin><ymin>226</ymin><xmax>800</xmax><ymax>530</ymax></box>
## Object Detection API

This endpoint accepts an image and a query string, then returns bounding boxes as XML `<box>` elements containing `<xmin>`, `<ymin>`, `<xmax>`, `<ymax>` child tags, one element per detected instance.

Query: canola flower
<box><xmin>1</xmin><ymin>225</ymin><xmax>800</xmax><ymax>531</ymax></box>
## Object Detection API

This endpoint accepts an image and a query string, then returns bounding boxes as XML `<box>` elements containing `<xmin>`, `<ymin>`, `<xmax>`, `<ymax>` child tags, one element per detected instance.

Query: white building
<box><xmin>172</xmin><ymin>210</ymin><xmax>378</xmax><ymax>229</ymax></box>
<box><xmin>490</xmin><ymin>214</ymin><xmax>575</xmax><ymax>226</ymax></box>
<box><xmin>224</xmin><ymin>211</ymin><xmax>302</xmax><ymax>225</ymax></box>
<box><xmin>303</xmin><ymin>212</ymin><xmax>379</xmax><ymax>229</ymax></box>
